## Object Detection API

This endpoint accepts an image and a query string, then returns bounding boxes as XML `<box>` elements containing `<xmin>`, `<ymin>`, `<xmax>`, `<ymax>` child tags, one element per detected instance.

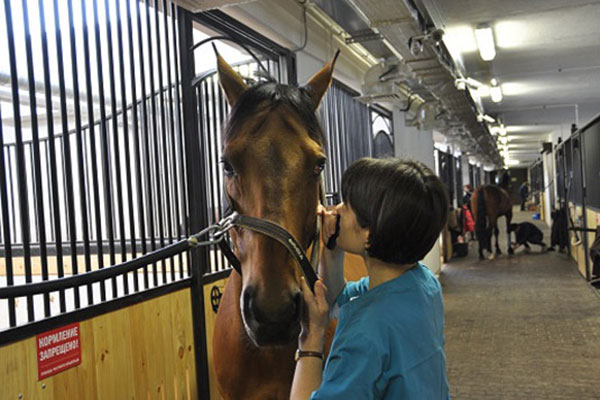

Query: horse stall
<box><xmin>555</xmin><ymin>113</ymin><xmax>600</xmax><ymax>282</ymax></box>
<box><xmin>0</xmin><ymin>1</ymin><xmax>212</xmax><ymax>398</ymax></box>
<box><xmin>0</xmin><ymin>1</ymin><xmax>386</xmax><ymax>398</ymax></box>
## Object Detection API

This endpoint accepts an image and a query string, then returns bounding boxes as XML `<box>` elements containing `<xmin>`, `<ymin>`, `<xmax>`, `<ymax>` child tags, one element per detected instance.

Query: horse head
<box><xmin>216</xmin><ymin>52</ymin><xmax>338</xmax><ymax>347</ymax></box>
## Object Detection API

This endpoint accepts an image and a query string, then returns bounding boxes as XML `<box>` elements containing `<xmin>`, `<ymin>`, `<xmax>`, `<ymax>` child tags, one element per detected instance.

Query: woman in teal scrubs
<box><xmin>291</xmin><ymin>158</ymin><xmax>451</xmax><ymax>399</ymax></box>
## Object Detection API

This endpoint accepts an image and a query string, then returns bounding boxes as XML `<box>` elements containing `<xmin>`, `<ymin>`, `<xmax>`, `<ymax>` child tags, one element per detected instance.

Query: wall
<box><xmin>393</xmin><ymin>108</ymin><xmax>442</xmax><ymax>274</ymax></box>
<box><xmin>223</xmin><ymin>0</ymin><xmax>373</xmax><ymax>90</ymax></box>
<box><xmin>507</xmin><ymin>168</ymin><xmax>528</xmax><ymax>205</ymax></box>
<box><xmin>0</xmin><ymin>289</ymin><xmax>197</xmax><ymax>400</ymax></box>
<box><xmin>542</xmin><ymin>150</ymin><xmax>555</xmax><ymax>226</ymax></box>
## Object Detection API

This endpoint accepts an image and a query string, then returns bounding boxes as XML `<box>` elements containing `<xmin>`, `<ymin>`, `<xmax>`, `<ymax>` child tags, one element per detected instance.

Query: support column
<box><xmin>393</xmin><ymin>107</ymin><xmax>441</xmax><ymax>274</ymax></box>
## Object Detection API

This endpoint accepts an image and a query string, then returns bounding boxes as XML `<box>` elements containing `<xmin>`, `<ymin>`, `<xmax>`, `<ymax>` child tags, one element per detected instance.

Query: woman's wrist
<box><xmin>299</xmin><ymin>330</ymin><xmax>326</xmax><ymax>352</ymax></box>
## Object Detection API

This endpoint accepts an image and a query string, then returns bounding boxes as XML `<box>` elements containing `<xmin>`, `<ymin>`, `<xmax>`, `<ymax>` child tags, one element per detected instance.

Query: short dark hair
<box><xmin>341</xmin><ymin>158</ymin><xmax>449</xmax><ymax>264</ymax></box>
<box><xmin>508</xmin><ymin>223</ymin><xmax>519</xmax><ymax>232</ymax></box>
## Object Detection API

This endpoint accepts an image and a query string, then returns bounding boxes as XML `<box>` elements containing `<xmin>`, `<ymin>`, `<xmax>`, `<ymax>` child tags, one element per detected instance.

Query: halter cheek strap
<box><xmin>221</xmin><ymin>212</ymin><xmax>319</xmax><ymax>290</ymax></box>
<box><xmin>218</xmin><ymin>178</ymin><xmax>326</xmax><ymax>292</ymax></box>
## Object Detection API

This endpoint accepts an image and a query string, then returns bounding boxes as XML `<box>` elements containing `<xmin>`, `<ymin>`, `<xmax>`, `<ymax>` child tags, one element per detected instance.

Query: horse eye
<box><xmin>314</xmin><ymin>159</ymin><xmax>326</xmax><ymax>176</ymax></box>
<box><xmin>221</xmin><ymin>159</ymin><xmax>236</xmax><ymax>177</ymax></box>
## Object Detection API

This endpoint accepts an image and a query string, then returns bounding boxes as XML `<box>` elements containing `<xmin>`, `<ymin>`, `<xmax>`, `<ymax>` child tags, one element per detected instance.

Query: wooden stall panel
<box><xmin>0</xmin><ymin>288</ymin><xmax>196</xmax><ymax>400</ymax></box>
<box><xmin>588</xmin><ymin>208</ymin><xmax>600</xmax><ymax>276</ymax></box>
<box><xmin>203</xmin><ymin>277</ymin><xmax>227</xmax><ymax>400</ymax></box>
<box><xmin>568</xmin><ymin>205</ymin><xmax>589</xmax><ymax>277</ymax></box>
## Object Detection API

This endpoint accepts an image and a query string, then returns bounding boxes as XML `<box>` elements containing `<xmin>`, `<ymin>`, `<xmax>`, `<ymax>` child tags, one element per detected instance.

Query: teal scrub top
<box><xmin>310</xmin><ymin>262</ymin><xmax>450</xmax><ymax>399</ymax></box>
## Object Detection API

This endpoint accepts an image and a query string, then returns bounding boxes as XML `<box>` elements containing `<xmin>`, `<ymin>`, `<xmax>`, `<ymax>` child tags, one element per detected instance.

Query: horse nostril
<box><xmin>292</xmin><ymin>291</ymin><xmax>302</xmax><ymax>321</ymax></box>
<box><xmin>242</xmin><ymin>286</ymin><xmax>255</xmax><ymax>318</ymax></box>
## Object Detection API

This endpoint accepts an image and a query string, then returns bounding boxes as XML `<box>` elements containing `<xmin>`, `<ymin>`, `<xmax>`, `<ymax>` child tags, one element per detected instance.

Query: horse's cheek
<box><xmin>225</xmin><ymin>178</ymin><xmax>240</xmax><ymax>201</ymax></box>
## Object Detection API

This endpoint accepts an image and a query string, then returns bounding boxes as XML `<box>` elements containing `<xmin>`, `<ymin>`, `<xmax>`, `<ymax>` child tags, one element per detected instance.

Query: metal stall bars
<box><xmin>188</xmin><ymin>10</ymin><xmax>295</xmax><ymax>276</ymax></box>
<box><xmin>528</xmin><ymin>159</ymin><xmax>544</xmax><ymax>208</ymax></box>
<box><xmin>0</xmin><ymin>1</ymin><xmax>219</xmax><ymax>397</ymax></box>
<box><xmin>581</xmin><ymin>114</ymin><xmax>600</xmax><ymax>280</ymax></box>
<box><xmin>320</xmin><ymin>79</ymin><xmax>373</xmax><ymax>206</ymax></box>
<box><xmin>455</xmin><ymin>155</ymin><xmax>463</xmax><ymax>207</ymax></box>
<box><xmin>0</xmin><ymin>0</ymin><xmax>190</xmax><ymax>341</ymax></box>
<box><xmin>371</xmin><ymin>105</ymin><xmax>394</xmax><ymax>159</ymax></box>
<box><xmin>435</xmin><ymin>148</ymin><xmax>457</xmax><ymax>206</ymax></box>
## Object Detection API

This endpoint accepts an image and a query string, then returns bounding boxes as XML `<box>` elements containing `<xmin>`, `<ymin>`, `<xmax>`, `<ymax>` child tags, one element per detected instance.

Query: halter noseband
<box><xmin>215</xmin><ymin>179</ymin><xmax>326</xmax><ymax>291</ymax></box>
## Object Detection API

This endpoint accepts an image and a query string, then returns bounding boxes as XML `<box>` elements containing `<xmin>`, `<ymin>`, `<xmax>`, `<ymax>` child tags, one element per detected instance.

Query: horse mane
<box><xmin>223</xmin><ymin>82</ymin><xmax>325</xmax><ymax>145</ymax></box>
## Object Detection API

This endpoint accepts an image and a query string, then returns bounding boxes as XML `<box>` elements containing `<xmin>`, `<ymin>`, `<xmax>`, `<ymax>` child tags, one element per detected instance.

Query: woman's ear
<box><xmin>362</xmin><ymin>228</ymin><xmax>371</xmax><ymax>250</ymax></box>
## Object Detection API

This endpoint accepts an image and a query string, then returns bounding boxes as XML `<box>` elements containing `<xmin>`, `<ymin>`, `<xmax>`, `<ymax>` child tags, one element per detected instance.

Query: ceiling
<box><xmin>419</xmin><ymin>0</ymin><xmax>600</xmax><ymax>166</ymax></box>
<box><xmin>179</xmin><ymin>0</ymin><xmax>600</xmax><ymax>168</ymax></box>
<box><xmin>314</xmin><ymin>0</ymin><xmax>504</xmax><ymax>166</ymax></box>
<box><xmin>311</xmin><ymin>0</ymin><xmax>600</xmax><ymax>168</ymax></box>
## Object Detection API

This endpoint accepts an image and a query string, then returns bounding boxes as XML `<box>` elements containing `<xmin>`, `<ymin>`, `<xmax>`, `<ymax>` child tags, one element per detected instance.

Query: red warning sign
<box><xmin>36</xmin><ymin>322</ymin><xmax>81</xmax><ymax>380</ymax></box>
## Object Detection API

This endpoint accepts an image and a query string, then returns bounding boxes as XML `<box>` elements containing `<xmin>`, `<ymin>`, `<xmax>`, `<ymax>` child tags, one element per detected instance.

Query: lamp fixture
<box><xmin>477</xmin><ymin>114</ymin><xmax>495</xmax><ymax>123</ymax></box>
<box><xmin>454</xmin><ymin>77</ymin><xmax>484</xmax><ymax>91</ymax></box>
<box><xmin>499</xmin><ymin>124</ymin><xmax>507</xmax><ymax>136</ymax></box>
<box><xmin>490</xmin><ymin>79</ymin><xmax>503</xmax><ymax>103</ymax></box>
<box><xmin>474</xmin><ymin>23</ymin><xmax>496</xmax><ymax>61</ymax></box>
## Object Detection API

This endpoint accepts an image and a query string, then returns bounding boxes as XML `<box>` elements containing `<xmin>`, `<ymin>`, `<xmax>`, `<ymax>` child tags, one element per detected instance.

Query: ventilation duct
<box><xmin>356</xmin><ymin>61</ymin><xmax>416</xmax><ymax>106</ymax></box>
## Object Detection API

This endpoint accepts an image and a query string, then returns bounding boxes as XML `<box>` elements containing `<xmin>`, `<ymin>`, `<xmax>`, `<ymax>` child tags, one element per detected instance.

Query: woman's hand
<box><xmin>317</xmin><ymin>204</ymin><xmax>339</xmax><ymax>245</ymax></box>
<box><xmin>316</xmin><ymin>204</ymin><xmax>346</xmax><ymax>307</ymax></box>
<box><xmin>299</xmin><ymin>277</ymin><xmax>329</xmax><ymax>352</ymax></box>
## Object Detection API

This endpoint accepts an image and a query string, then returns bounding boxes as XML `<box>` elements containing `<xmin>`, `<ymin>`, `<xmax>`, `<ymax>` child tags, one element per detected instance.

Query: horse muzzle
<box><xmin>241</xmin><ymin>285</ymin><xmax>302</xmax><ymax>346</ymax></box>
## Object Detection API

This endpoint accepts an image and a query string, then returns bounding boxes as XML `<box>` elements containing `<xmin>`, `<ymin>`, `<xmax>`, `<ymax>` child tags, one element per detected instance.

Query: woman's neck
<box><xmin>364</xmin><ymin>256</ymin><xmax>414</xmax><ymax>290</ymax></box>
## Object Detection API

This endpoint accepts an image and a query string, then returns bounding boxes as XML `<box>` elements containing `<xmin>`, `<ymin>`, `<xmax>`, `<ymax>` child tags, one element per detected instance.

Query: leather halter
<box><xmin>217</xmin><ymin>179</ymin><xmax>326</xmax><ymax>291</ymax></box>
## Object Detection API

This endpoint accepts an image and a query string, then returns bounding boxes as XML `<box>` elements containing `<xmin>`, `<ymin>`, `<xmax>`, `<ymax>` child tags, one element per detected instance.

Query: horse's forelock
<box><xmin>223</xmin><ymin>82</ymin><xmax>324</xmax><ymax>145</ymax></box>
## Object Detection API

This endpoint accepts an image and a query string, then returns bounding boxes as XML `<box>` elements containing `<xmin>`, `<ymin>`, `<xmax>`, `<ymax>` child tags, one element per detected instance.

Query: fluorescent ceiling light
<box><xmin>474</xmin><ymin>24</ymin><xmax>496</xmax><ymax>61</ymax></box>
<box><xmin>490</xmin><ymin>86</ymin><xmax>503</xmax><ymax>102</ymax></box>
<box><xmin>444</xmin><ymin>26</ymin><xmax>478</xmax><ymax>55</ymax></box>
<box><xmin>501</xmin><ymin>82</ymin><xmax>529</xmax><ymax>96</ymax></box>
<box><xmin>495</xmin><ymin>21</ymin><xmax>528</xmax><ymax>49</ymax></box>
<box><xmin>506</xmin><ymin>159</ymin><xmax>520</xmax><ymax>166</ymax></box>
<box><xmin>477</xmin><ymin>85</ymin><xmax>490</xmax><ymax>97</ymax></box>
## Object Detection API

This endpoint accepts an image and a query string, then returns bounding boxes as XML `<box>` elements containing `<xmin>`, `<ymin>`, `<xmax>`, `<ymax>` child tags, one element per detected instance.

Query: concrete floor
<box><xmin>441</xmin><ymin>209</ymin><xmax>600</xmax><ymax>399</ymax></box>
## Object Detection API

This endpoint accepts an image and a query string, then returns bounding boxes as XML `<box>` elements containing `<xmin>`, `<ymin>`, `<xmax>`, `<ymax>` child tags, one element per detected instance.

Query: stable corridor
<box><xmin>442</xmin><ymin>209</ymin><xmax>600</xmax><ymax>399</ymax></box>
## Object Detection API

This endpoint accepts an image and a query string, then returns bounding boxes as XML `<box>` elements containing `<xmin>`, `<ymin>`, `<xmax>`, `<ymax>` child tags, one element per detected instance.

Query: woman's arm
<box><xmin>290</xmin><ymin>278</ymin><xmax>329</xmax><ymax>400</ymax></box>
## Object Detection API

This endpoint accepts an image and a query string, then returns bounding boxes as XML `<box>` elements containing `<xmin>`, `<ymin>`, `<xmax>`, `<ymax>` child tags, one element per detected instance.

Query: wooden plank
<box><xmin>0</xmin><ymin>288</ymin><xmax>196</xmax><ymax>399</ymax></box>
<box><xmin>204</xmin><ymin>278</ymin><xmax>227</xmax><ymax>400</ymax></box>
<box><xmin>169</xmin><ymin>288</ymin><xmax>197</xmax><ymax>399</ymax></box>
<box><xmin>93</xmin><ymin>304</ymin><xmax>136</xmax><ymax>398</ymax></box>
<box><xmin>52</xmin><ymin>319</ymin><xmax>98</xmax><ymax>399</ymax></box>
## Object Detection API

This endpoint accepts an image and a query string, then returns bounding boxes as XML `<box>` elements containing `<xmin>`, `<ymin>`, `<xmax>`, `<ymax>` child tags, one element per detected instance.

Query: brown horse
<box><xmin>211</xmin><ymin>53</ymin><xmax>339</xmax><ymax>399</ymax></box>
<box><xmin>471</xmin><ymin>182</ymin><xmax>514</xmax><ymax>260</ymax></box>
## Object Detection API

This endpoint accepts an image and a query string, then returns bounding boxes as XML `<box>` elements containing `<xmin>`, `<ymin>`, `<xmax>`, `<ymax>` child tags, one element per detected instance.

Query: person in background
<box><xmin>509</xmin><ymin>221</ymin><xmax>547</xmax><ymax>253</ymax></box>
<box><xmin>519</xmin><ymin>180</ymin><xmax>529</xmax><ymax>211</ymax></box>
<box><xmin>290</xmin><ymin>158</ymin><xmax>450</xmax><ymax>400</ymax></box>
<box><xmin>463</xmin><ymin>184</ymin><xmax>473</xmax><ymax>212</ymax></box>
<box><xmin>462</xmin><ymin>203</ymin><xmax>475</xmax><ymax>241</ymax></box>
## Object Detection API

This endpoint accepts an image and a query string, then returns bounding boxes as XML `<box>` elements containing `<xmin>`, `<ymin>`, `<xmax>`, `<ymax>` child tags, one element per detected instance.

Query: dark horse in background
<box><xmin>471</xmin><ymin>173</ymin><xmax>514</xmax><ymax>260</ymax></box>
<box><xmin>211</xmin><ymin>52</ymin><xmax>339</xmax><ymax>399</ymax></box>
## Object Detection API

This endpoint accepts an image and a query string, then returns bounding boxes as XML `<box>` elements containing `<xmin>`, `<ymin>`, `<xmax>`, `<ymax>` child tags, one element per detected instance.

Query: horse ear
<box><xmin>214</xmin><ymin>45</ymin><xmax>249</xmax><ymax>106</ymax></box>
<box><xmin>304</xmin><ymin>49</ymin><xmax>340</xmax><ymax>110</ymax></box>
